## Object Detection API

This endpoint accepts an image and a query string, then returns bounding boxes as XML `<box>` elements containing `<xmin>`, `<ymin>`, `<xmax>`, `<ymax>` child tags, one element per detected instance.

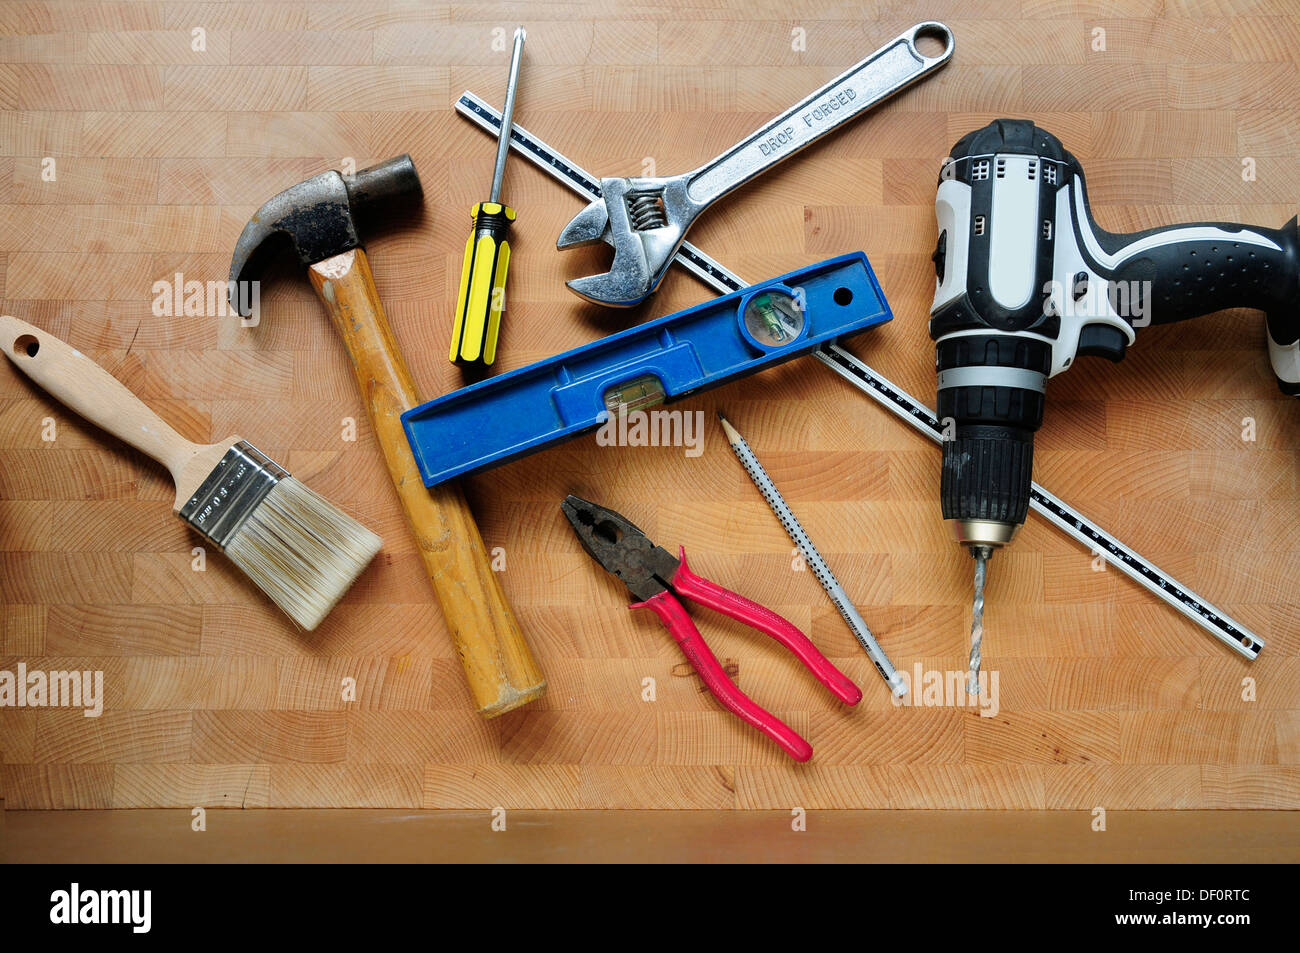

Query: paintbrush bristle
<box><xmin>222</xmin><ymin>476</ymin><xmax>382</xmax><ymax>631</ymax></box>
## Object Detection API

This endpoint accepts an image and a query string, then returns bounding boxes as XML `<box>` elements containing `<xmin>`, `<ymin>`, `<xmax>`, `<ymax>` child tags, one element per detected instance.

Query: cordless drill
<box><xmin>928</xmin><ymin>118</ymin><xmax>1299</xmax><ymax>686</ymax></box>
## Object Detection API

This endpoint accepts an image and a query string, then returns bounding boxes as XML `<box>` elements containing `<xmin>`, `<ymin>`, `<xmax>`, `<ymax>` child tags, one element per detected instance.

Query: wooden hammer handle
<box><xmin>309</xmin><ymin>248</ymin><xmax>546</xmax><ymax>717</ymax></box>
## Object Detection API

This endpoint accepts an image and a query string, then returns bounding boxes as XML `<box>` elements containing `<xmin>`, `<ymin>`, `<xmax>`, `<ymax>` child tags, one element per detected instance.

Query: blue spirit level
<box><xmin>401</xmin><ymin>252</ymin><xmax>891</xmax><ymax>486</ymax></box>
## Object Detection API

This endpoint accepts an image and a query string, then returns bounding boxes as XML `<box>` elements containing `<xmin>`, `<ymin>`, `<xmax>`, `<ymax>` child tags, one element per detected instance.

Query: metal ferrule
<box><xmin>178</xmin><ymin>441</ymin><xmax>288</xmax><ymax>550</ymax></box>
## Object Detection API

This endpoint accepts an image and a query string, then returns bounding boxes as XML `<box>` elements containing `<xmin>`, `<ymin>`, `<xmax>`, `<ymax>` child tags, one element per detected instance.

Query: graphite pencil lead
<box><xmin>716</xmin><ymin>411</ymin><xmax>741</xmax><ymax>445</ymax></box>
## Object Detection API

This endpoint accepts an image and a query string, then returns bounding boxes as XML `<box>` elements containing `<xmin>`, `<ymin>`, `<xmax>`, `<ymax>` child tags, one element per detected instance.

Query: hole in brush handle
<box><xmin>12</xmin><ymin>334</ymin><xmax>39</xmax><ymax>358</ymax></box>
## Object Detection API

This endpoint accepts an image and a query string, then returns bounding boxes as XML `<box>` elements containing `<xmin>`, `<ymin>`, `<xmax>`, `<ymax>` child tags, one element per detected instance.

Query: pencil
<box><xmin>717</xmin><ymin>412</ymin><xmax>906</xmax><ymax>697</ymax></box>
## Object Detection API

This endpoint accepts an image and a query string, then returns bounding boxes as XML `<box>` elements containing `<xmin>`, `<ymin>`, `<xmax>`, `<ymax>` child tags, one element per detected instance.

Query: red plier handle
<box><xmin>672</xmin><ymin>551</ymin><xmax>862</xmax><ymax>706</ymax></box>
<box><xmin>631</xmin><ymin>548</ymin><xmax>861</xmax><ymax>762</ymax></box>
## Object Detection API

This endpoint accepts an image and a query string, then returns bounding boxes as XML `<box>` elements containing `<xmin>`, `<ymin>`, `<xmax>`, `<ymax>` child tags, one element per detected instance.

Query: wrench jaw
<box><xmin>558</xmin><ymin>175</ymin><xmax>696</xmax><ymax>308</ymax></box>
<box><xmin>556</xmin><ymin>197</ymin><xmax>610</xmax><ymax>249</ymax></box>
<box><xmin>566</xmin><ymin>258</ymin><xmax>654</xmax><ymax>308</ymax></box>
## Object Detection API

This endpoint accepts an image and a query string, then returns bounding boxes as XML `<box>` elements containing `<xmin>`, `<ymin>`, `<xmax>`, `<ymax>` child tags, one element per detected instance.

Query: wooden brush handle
<box><xmin>308</xmin><ymin>249</ymin><xmax>546</xmax><ymax>717</ymax></box>
<box><xmin>0</xmin><ymin>314</ymin><xmax>200</xmax><ymax>477</ymax></box>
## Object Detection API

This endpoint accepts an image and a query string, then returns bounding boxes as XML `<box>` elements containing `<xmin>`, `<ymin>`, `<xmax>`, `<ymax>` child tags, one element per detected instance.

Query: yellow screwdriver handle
<box><xmin>450</xmin><ymin>201</ymin><xmax>515</xmax><ymax>365</ymax></box>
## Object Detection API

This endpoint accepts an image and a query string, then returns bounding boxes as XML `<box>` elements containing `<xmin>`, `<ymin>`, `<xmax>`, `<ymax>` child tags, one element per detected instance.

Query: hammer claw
<box><xmin>226</xmin><ymin>156</ymin><xmax>421</xmax><ymax>318</ymax></box>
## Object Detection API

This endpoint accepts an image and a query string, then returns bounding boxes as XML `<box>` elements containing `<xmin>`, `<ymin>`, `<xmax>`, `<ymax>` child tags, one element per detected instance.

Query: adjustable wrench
<box><xmin>556</xmin><ymin>21</ymin><xmax>955</xmax><ymax>307</ymax></box>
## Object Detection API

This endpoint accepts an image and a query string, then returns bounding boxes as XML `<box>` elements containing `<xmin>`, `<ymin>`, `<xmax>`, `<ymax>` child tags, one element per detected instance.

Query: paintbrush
<box><xmin>0</xmin><ymin>315</ymin><xmax>381</xmax><ymax>630</ymax></box>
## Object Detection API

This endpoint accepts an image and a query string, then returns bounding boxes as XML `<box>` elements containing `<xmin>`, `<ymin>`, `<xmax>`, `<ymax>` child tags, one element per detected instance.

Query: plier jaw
<box><xmin>561</xmin><ymin>495</ymin><xmax>680</xmax><ymax>602</ymax></box>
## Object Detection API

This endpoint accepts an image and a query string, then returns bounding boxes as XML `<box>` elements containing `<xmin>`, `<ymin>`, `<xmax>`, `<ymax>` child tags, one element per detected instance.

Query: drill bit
<box><xmin>717</xmin><ymin>412</ymin><xmax>907</xmax><ymax>697</ymax></box>
<box><xmin>966</xmin><ymin>545</ymin><xmax>992</xmax><ymax>695</ymax></box>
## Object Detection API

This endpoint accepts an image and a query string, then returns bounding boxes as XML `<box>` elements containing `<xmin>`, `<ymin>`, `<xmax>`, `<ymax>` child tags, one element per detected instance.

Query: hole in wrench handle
<box><xmin>911</xmin><ymin>21</ymin><xmax>956</xmax><ymax>61</ymax></box>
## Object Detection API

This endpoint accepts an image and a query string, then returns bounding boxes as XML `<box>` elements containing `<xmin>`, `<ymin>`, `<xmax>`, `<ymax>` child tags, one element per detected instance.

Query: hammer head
<box><xmin>228</xmin><ymin>155</ymin><xmax>422</xmax><ymax>317</ymax></box>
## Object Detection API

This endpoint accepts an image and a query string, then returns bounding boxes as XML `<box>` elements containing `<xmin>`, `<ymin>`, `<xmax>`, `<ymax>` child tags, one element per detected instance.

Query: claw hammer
<box><xmin>228</xmin><ymin>157</ymin><xmax>546</xmax><ymax>716</ymax></box>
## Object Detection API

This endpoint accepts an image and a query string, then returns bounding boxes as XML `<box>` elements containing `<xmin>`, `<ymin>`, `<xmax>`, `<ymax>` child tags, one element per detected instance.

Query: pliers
<box><xmin>561</xmin><ymin>495</ymin><xmax>862</xmax><ymax>761</ymax></box>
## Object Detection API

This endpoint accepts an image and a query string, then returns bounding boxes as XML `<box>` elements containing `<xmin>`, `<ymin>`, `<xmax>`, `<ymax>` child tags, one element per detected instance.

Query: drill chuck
<box><xmin>936</xmin><ymin>332</ymin><xmax>1049</xmax><ymax>549</ymax></box>
<box><xmin>941</xmin><ymin>432</ymin><xmax>1030</xmax><ymax>548</ymax></box>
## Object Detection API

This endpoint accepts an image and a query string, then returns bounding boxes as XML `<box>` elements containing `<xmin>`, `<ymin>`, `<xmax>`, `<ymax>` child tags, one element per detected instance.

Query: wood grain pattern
<box><xmin>0</xmin><ymin>314</ymin><xmax>239</xmax><ymax>512</ymax></box>
<box><xmin>0</xmin><ymin>0</ymin><xmax>1297</xmax><ymax>812</ymax></box>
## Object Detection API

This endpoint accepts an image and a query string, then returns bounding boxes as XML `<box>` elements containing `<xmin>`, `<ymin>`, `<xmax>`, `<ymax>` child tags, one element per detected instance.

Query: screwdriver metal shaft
<box><xmin>718</xmin><ymin>413</ymin><xmax>907</xmax><ymax>698</ymax></box>
<box><xmin>490</xmin><ymin>28</ymin><xmax>525</xmax><ymax>203</ymax></box>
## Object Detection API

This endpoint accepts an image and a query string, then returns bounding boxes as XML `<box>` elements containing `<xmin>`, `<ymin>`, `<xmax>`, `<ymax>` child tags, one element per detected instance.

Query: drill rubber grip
<box><xmin>941</xmin><ymin>430</ymin><xmax>1034</xmax><ymax>527</ymax></box>
<box><xmin>1102</xmin><ymin>217</ymin><xmax>1297</xmax><ymax>325</ymax></box>
<box><xmin>1099</xmin><ymin>216</ymin><xmax>1299</xmax><ymax>391</ymax></box>
<box><xmin>450</xmin><ymin>201</ymin><xmax>515</xmax><ymax>366</ymax></box>
<box><xmin>935</xmin><ymin>335</ymin><xmax>1050</xmax><ymax>532</ymax></box>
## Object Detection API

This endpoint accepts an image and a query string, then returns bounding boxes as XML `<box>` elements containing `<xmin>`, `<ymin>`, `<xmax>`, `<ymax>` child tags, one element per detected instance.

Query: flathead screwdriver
<box><xmin>449</xmin><ymin>26</ymin><xmax>525</xmax><ymax>366</ymax></box>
